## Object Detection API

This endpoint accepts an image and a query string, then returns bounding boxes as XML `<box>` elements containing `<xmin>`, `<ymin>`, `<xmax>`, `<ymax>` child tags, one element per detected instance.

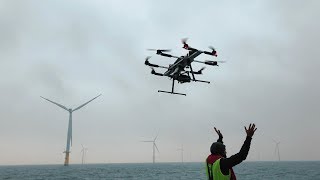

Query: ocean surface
<box><xmin>0</xmin><ymin>161</ymin><xmax>319</xmax><ymax>180</ymax></box>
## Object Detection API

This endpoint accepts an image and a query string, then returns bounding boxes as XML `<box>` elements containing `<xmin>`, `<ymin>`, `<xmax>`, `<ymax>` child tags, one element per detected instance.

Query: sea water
<box><xmin>0</xmin><ymin>161</ymin><xmax>319</xmax><ymax>180</ymax></box>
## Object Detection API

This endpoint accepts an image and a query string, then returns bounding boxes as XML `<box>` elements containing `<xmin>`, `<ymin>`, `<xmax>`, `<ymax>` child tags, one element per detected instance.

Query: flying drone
<box><xmin>145</xmin><ymin>38</ymin><xmax>225</xmax><ymax>96</ymax></box>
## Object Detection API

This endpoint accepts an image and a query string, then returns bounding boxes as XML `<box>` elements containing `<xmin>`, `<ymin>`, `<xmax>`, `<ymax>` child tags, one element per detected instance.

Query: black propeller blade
<box><xmin>208</xmin><ymin>46</ymin><xmax>215</xmax><ymax>51</ymax></box>
<box><xmin>198</xmin><ymin>67</ymin><xmax>205</xmax><ymax>74</ymax></box>
<box><xmin>181</xmin><ymin>38</ymin><xmax>189</xmax><ymax>49</ymax></box>
<box><xmin>144</xmin><ymin>56</ymin><xmax>151</xmax><ymax>65</ymax></box>
<box><xmin>150</xmin><ymin>67</ymin><xmax>156</xmax><ymax>74</ymax></box>
<box><xmin>207</xmin><ymin>60</ymin><xmax>226</xmax><ymax>63</ymax></box>
<box><xmin>192</xmin><ymin>67</ymin><xmax>205</xmax><ymax>74</ymax></box>
<box><xmin>147</xmin><ymin>49</ymin><xmax>171</xmax><ymax>55</ymax></box>
<box><xmin>147</xmin><ymin>49</ymin><xmax>171</xmax><ymax>52</ymax></box>
<box><xmin>204</xmin><ymin>46</ymin><xmax>217</xmax><ymax>56</ymax></box>
<box><xmin>181</xmin><ymin>38</ymin><xmax>188</xmax><ymax>44</ymax></box>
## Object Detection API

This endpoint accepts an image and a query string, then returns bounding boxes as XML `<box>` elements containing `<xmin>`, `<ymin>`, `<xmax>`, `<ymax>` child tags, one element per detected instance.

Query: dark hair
<box><xmin>210</xmin><ymin>142</ymin><xmax>226</xmax><ymax>155</ymax></box>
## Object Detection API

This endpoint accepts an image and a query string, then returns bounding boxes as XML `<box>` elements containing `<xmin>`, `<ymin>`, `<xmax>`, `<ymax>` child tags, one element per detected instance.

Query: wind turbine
<box><xmin>81</xmin><ymin>144</ymin><xmax>88</xmax><ymax>165</ymax></box>
<box><xmin>41</xmin><ymin>94</ymin><xmax>101</xmax><ymax>166</ymax></box>
<box><xmin>177</xmin><ymin>144</ymin><xmax>184</xmax><ymax>163</ymax></box>
<box><xmin>141</xmin><ymin>134</ymin><xmax>160</xmax><ymax>163</ymax></box>
<box><xmin>273</xmin><ymin>139</ymin><xmax>281</xmax><ymax>161</ymax></box>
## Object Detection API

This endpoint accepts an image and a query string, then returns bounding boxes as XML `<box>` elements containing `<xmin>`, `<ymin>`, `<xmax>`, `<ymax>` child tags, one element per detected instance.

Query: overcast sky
<box><xmin>0</xmin><ymin>0</ymin><xmax>319</xmax><ymax>165</ymax></box>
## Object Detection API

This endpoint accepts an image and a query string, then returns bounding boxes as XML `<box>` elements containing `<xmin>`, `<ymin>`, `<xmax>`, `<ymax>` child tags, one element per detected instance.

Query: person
<box><xmin>206</xmin><ymin>124</ymin><xmax>257</xmax><ymax>180</ymax></box>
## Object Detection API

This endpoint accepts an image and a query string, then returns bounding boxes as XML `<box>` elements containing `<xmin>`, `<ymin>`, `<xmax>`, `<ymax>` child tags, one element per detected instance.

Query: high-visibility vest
<box><xmin>206</xmin><ymin>158</ymin><xmax>231</xmax><ymax>180</ymax></box>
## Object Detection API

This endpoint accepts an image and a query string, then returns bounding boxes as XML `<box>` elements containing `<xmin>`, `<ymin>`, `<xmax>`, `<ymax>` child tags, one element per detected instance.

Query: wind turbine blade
<box><xmin>272</xmin><ymin>138</ymin><xmax>280</xmax><ymax>144</ymax></box>
<box><xmin>72</xmin><ymin>94</ymin><xmax>101</xmax><ymax>112</ymax></box>
<box><xmin>154</xmin><ymin>132</ymin><xmax>159</xmax><ymax>141</ymax></box>
<box><xmin>141</xmin><ymin>141</ymin><xmax>153</xmax><ymax>142</ymax></box>
<box><xmin>40</xmin><ymin>96</ymin><xmax>68</xmax><ymax>111</ymax></box>
<box><xmin>154</xmin><ymin>143</ymin><xmax>160</xmax><ymax>153</ymax></box>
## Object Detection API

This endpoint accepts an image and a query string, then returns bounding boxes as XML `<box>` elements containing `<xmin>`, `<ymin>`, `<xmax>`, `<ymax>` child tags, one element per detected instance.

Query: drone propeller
<box><xmin>181</xmin><ymin>38</ymin><xmax>188</xmax><ymax>44</ymax></box>
<box><xmin>147</xmin><ymin>49</ymin><xmax>171</xmax><ymax>54</ymax></box>
<box><xmin>199</xmin><ymin>67</ymin><xmax>206</xmax><ymax>72</ymax></box>
<box><xmin>181</xmin><ymin>38</ymin><xmax>189</xmax><ymax>49</ymax></box>
<box><xmin>150</xmin><ymin>67</ymin><xmax>156</xmax><ymax>74</ymax></box>
<box><xmin>144</xmin><ymin>56</ymin><xmax>151</xmax><ymax>65</ymax></box>
<box><xmin>147</xmin><ymin>49</ymin><xmax>171</xmax><ymax>52</ymax></box>
<box><xmin>207</xmin><ymin>46</ymin><xmax>217</xmax><ymax>56</ymax></box>
<box><xmin>206</xmin><ymin>60</ymin><xmax>226</xmax><ymax>63</ymax></box>
<box><xmin>193</xmin><ymin>67</ymin><xmax>206</xmax><ymax>74</ymax></box>
<box><xmin>208</xmin><ymin>46</ymin><xmax>215</xmax><ymax>51</ymax></box>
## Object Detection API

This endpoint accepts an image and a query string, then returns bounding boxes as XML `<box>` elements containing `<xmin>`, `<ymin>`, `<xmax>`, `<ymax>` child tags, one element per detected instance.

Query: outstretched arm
<box><xmin>220</xmin><ymin>124</ymin><xmax>257</xmax><ymax>174</ymax></box>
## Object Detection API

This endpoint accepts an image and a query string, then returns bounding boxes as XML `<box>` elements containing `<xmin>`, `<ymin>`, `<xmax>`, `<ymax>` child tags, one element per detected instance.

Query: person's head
<box><xmin>210</xmin><ymin>142</ymin><xmax>226</xmax><ymax>157</ymax></box>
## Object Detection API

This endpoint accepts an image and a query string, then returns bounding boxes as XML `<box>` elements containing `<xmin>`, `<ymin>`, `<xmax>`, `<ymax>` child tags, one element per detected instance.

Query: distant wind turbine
<box><xmin>141</xmin><ymin>134</ymin><xmax>160</xmax><ymax>163</ymax></box>
<box><xmin>41</xmin><ymin>94</ymin><xmax>101</xmax><ymax>166</ymax></box>
<box><xmin>177</xmin><ymin>144</ymin><xmax>184</xmax><ymax>163</ymax></box>
<box><xmin>81</xmin><ymin>144</ymin><xmax>88</xmax><ymax>165</ymax></box>
<box><xmin>273</xmin><ymin>139</ymin><xmax>281</xmax><ymax>161</ymax></box>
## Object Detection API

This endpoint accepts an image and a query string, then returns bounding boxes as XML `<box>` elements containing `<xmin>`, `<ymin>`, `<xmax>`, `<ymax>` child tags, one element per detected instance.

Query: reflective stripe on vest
<box><xmin>206</xmin><ymin>158</ymin><xmax>231</xmax><ymax>180</ymax></box>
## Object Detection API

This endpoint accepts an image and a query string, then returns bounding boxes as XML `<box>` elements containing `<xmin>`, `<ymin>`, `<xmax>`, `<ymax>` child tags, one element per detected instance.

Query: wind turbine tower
<box><xmin>142</xmin><ymin>134</ymin><xmax>159</xmax><ymax>163</ymax></box>
<box><xmin>81</xmin><ymin>144</ymin><xmax>88</xmax><ymax>165</ymax></box>
<box><xmin>273</xmin><ymin>139</ymin><xmax>281</xmax><ymax>161</ymax></box>
<box><xmin>41</xmin><ymin>94</ymin><xmax>101</xmax><ymax>166</ymax></box>
<box><xmin>177</xmin><ymin>144</ymin><xmax>184</xmax><ymax>163</ymax></box>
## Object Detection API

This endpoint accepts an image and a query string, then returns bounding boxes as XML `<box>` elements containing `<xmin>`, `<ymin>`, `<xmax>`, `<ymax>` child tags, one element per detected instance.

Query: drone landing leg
<box><xmin>158</xmin><ymin>79</ymin><xmax>186</xmax><ymax>96</ymax></box>
<box><xmin>158</xmin><ymin>90</ymin><xmax>186</xmax><ymax>96</ymax></box>
<box><xmin>189</xmin><ymin>64</ymin><xmax>196</xmax><ymax>81</ymax></box>
<box><xmin>188</xmin><ymin>65</ymin><xmax>210</xmax><ymax>84</ymax></box>
<box><xmin>171</xmin><ymin>78</ymin><xmax>175</xmax><ymax>93</ymax></box>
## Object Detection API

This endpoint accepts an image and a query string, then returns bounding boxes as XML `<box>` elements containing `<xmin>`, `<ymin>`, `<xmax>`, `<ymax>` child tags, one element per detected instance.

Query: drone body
<box><xmin>145</xmin><ymin>39</ymin><xmax>225</xmax><ymax>96</ymax></box>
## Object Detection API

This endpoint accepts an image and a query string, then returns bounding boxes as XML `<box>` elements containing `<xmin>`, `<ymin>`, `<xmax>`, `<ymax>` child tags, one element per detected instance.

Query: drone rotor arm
<box><xmin>145</xmin><ymin>61</ymin><xmax>168</xmax><ymax>69</ymax></box>
<box><xmin>150</xmin><ymin>68</ymin><xmax>164</xmax><ymax>76</ymax></box>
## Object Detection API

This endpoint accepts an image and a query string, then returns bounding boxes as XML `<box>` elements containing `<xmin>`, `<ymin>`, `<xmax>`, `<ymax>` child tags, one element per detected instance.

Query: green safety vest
<box><xmin>206</xmin><ymin>158</ymin><xmax>231</xmax><ymax>180</ymax></box>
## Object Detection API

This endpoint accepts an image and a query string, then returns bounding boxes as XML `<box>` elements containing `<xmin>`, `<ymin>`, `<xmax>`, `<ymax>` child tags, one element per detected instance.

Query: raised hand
<box><xmin>245</xmin><ymin>123</ymin><xmax>257</xmax><ymax>137</ymax></box>
<box><xmin>214</xmin><ymin>127</ymin><xmax>223</xmax><ymax>139</ymax></box>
